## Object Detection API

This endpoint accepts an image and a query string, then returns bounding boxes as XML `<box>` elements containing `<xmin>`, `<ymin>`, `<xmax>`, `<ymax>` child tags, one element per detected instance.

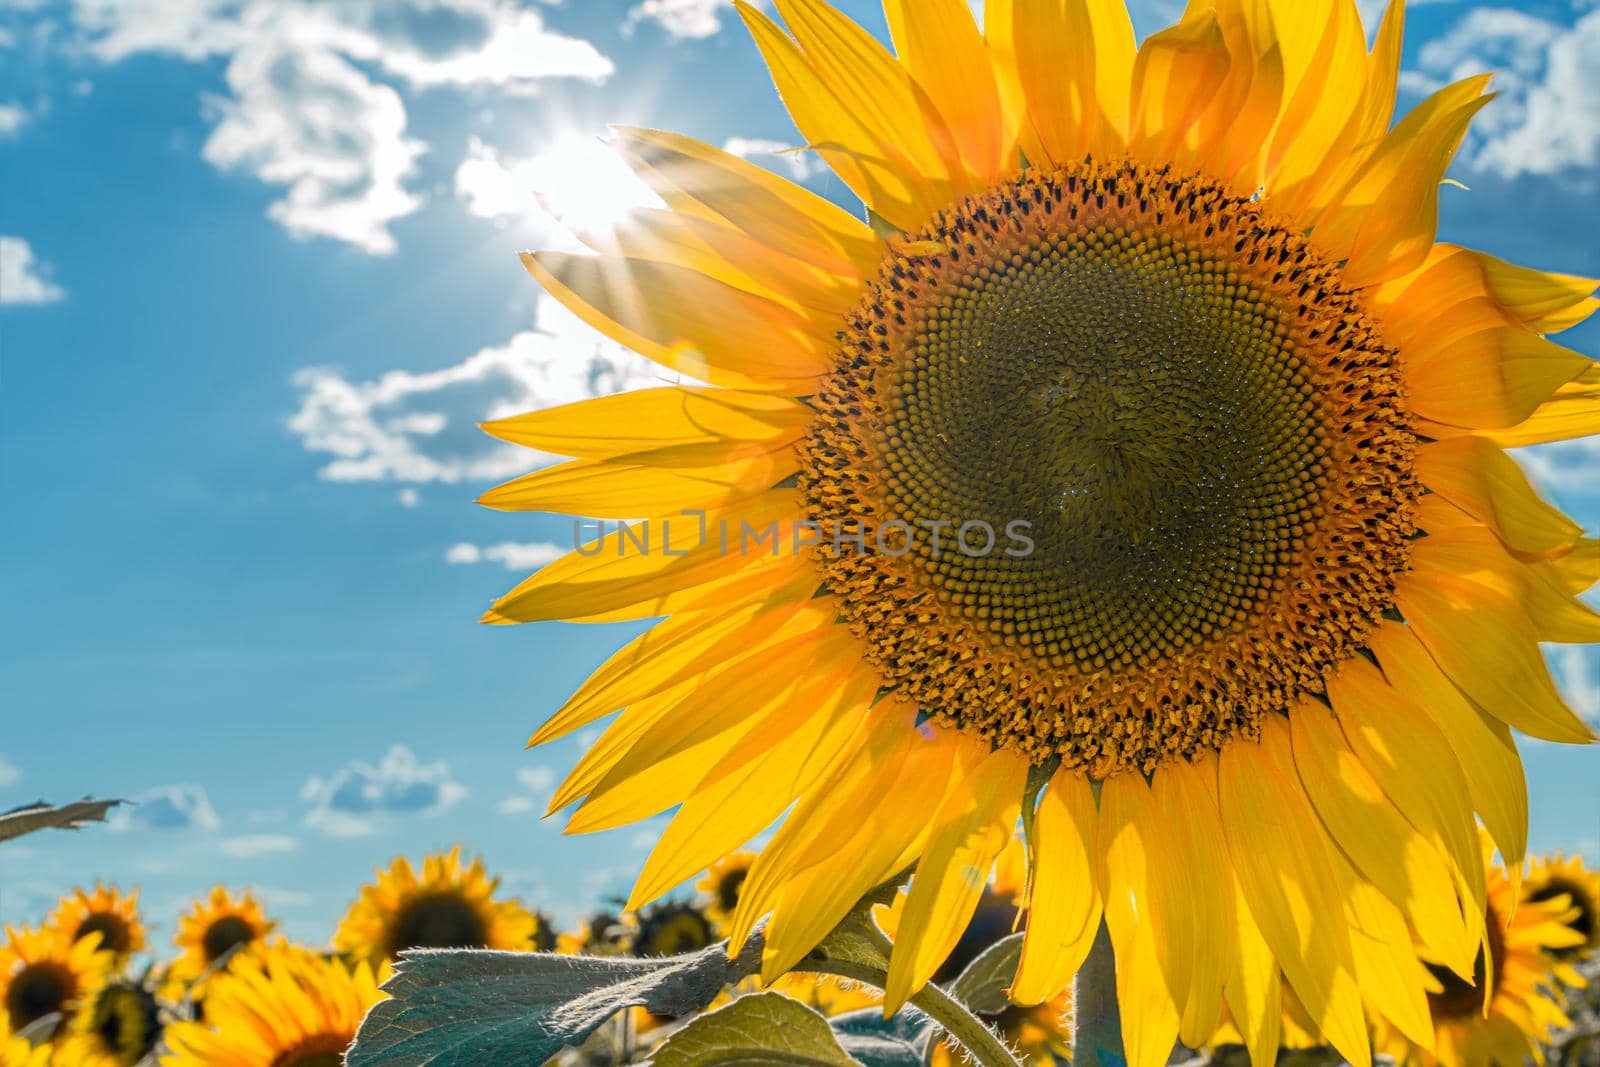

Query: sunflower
<box><xmin>167</xmin><ymin>888</ymin><xmax>277</xmax><ymax>993</ymax></box>
<box><xmin>697</xmin><ymin>852</ymin><xmax>755</xmax><ymax>931</ymax></box>
<box><xmin>634</xmin><ymin>900</ymin><xmax>718</xmax><ymax>958</ymax></box>
<box><xmin>557</xmin><ymin>910</ymin><xmax>635</xmax><ymax>957</ymax></box>
<box><xmin>48</xmin><ymin>886</ymin><xmax>146</xmax><ymax>963</ymax></box>
<box><xmin>0</xmin><ymin>1034</ymin><xmax>48</xmax><ymax>1067</ymax></box>
<box><xmin>1</xmin><ymin>924</ymin><xmax>112</xmax><ymax>1041</ymax></box>
<box><xmin>1525</xmin><ymin>852</ymin><xmax>1600</xmax><ymax>962</ymax></box>
<box><xmin>484</xmin><ymin>3</ymin><xmax>1599</xmax><ymax>1066</ymax></box>
<box><xmin>333</xmin><ymin>847</ymin><xmax>536</xmax><ymax>968</ymax></box>
<box><xmin>159</xmin><ymin>943</ymin><xmax>381</xmax><ymax>1067</ymax></box>
<box><xmin>54</xmin><ymin>972</ymin><xmax>162</xmax><ymax>1067</ymax></box>
<box><xmin>530</xmin><ymin>910</ymin><xmax>559</xmax><ymax>953</ymax></box>
<box><xmin>1377</xmin><ymin>840</ymin><xmax>1585</xmax><ymax>1067</ymax></box>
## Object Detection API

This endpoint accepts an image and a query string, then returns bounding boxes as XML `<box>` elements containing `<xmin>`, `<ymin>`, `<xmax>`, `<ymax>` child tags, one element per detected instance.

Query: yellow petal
<box><xmin>1128</xmin><ymin>11</ymin><xmax>1232</xmax><ymax>165</ymax></box>
<box><xmin>567</xmin><ymin>628</ymin><xmax>853</xmax><ymax>833</ymax></box>
<box><xmin>1326</xmin><ymin>657</ymin><xmax>1486</xmax><ymax>919</ymax></box>
<box><xmin>627</xmin><ymin>663</ymin><xmax>878</xmax><ymax>912</ymax></box>
<box><xmin>1395</xmin><ymin>573</ymin><xmax>1596</xmax><ymax>744</ymax></box>
<box><xmin>1483</xmin><ymin>361</ymin><xmax>1600</xmax><ymax>447</ymax></box>
<box><xmin>1290</xmin><ymin>696</ymin><xmax>1476</xmax><ymax>972</ymax></box>
<box><xmin>1013</xmin><ymin>771</ymin><xmax>1101</xmax><ymax>1004</ymax></box>
<box><xmin>884</xmin><ymin>743</ymin><xmax>1027</xmax><ymax>1013</ymax></box>
<box><xmin>484</xmin><ymin>494</ymin><xmax>802</xmax><ymax>624</ymax></box>
<box><xmin>481</xmin><ymin>452</ymin><xmax>796</xmax><ymax>518</ymax></box>
<box><xmin>1316</xmin><ymin>76</ymin><xmax>1492</xmax><ymax>286</ymax></box>
<box><xmin>883</xmin><ymin>0</ymin><xmax>1007</xmax><ymax>183</ymax></box>
<box><xmin>1154</xmin><ymin>756</ymin><xmax>1236</xmax><ymax>1048</ymax></box>
<box><xmin>1223</xmin><ymin>874</ymin><xmax>1282</xmax><ymax>1067</ymax></box>
<box><xmin>1011</xmin><ymin>0</ymin><xmax>1136</xmax><ymax>163</ymax></box>
<box><xmin>1407</xmin><ymin>328</ymin><xmax>1593</xmax><ymax>431</ymax></box>
<box><xmin>1264</xmin><ymin>0</ymin><xmax>1366</xmax><ymax>204</ymax></box>
<box><xmin>1466</xmin><ymin>248</ymin><xmax>1600</xmax><ymax>334</ymax></box>
<box><xmin>610</xmin><ymin>126</ymin><xmax>880</xmax><ymax>280</ymax></box>
<box><xmin>1369</xmin><ymin>620</ymin><xmax>1528</xmax><ymax>889</ymax></box>
<box><xmin>758</xmin><ymin>727</ymin><xmax>961</xmax><ymax>980</ymax></box>
<box><xmin>1339</xmin><ymin>858</ymin><xmax>1436</xmax><ymax>1050</ymax></box>
<box><xmin>736</xmin><ymin>1</ymin><xmax>947</xmax><ymax>231</ymax></box>
<box><xmin>523</xmin><ymin>251</ymin><xmax>834</xmax><ymax>388</ymax></box>
<box><xmin>1411</xmin><ymin>525</ymin><xmax>1600</xmax><ymax>644</ymax></box>
<box><xmin>1098</xmin><ymin>773</ymin><xmax>1182</xmax><ymax>1067</ymax></box>
<box><xmin>1219</xmin><ymin>717</ymin><xmax>1370</xmax><ymax>1067</ymax></box>
<box><xmin>1418</xmin><ymin>436</ymin><xmax>1584</xmax><ymax>556</ymax></box>
<box><xmin>481</xmin><ymin>386</ymin><xmax>810</xmax><ymax>460</ymax></box>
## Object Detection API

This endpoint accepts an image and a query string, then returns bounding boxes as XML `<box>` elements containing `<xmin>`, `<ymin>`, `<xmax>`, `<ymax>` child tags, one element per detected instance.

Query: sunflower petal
<box><xmin>1010</xmin><ymin>0</ymin><xmax>1136</xmax><ymax>163</ymax></box>
<box><xmin>884</xmin><ymin>743</ymin><xmax>1027</xmax><ymax>1013</ymax></box>
<box><xmin>1407</xmin><ymin>329</ymin><xmax>1594</xmax><ymax>431</ymax></box>
<box><xmin>1369</xmin><ymin>620</ymin><xmax>1528</xmax><ymax>880</ymax></box>
<box><xmin>1219</xmin><ymin>717</ymin><xmax>1370</xmax><ymax>1067</ymax></box>
<box><xmin>883</xmin><ymin>0</ymin><xmax>1007</xmax><ymax>182</ymax></box>
<box><xmin>1013</xmin><ymin>772</ymin><xmax>1101</xmax><ymax>1004</ymax></box>
<box><xmin>481</xmin><ymin>453</ymin><xmax>796</xmax><ymax>518</ymax></box>
<box><xmin>1224</xmin><ymin>876</ymin><xmax>1283</xmax><ymax>1067</ymax></box>
<box><xmin>1395</xmin><ymin>574</ymin><xmax>1596</xmax><ymax>743</ymax></box>
<box><xmin>523</xmin><ymin>251</ymin><xmax>834</xmax><ymax>388</ymax></box>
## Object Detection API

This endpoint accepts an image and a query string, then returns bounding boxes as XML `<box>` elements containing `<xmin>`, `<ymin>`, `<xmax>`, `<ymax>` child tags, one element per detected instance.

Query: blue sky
<box><xmin>1</xmin><ymin>0</ymin><xmax>1596</xmax><ymax>948</ymax></box>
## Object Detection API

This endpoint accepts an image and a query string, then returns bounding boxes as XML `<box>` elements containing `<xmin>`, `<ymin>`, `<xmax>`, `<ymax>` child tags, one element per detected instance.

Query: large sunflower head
<box><xmin>332</xmin><ymin>847</ymin><xmax>536</xmax><ymax>968</ymax></box>
<box><xmin>48</xmin><ymin>885</ymin><xmax>146</xmax><ymax>963</ymax></box>
<box><xmin>0</xmin><ymin>924</ymin><xmax>113</xmax><ymax>1041</ymax></box>
<box><xmin>158</xmin><ymin>943</ymin><xmax>381</xmax><ymax>1067</ymax></box>
<box><xmin>168</xmin><ymin>887</ymin><xmax>277</xmax><ymax>990</ymax></box>
<box><xmin>55</xmin><ymin>971</ymin><xmax>163</xmax><ymax>1067</ymax></box>
<box><xmin>484</xmin><ymin>3</ymin><xmax>1599</xmax><ymax>1066</ymax></box>
<box><xmin>1524</xmin><ymin>851</ymin><xmax>1600</xmax><ymax>960</ymax></box>
<box><xmin>1379</xmin><ymin>841</ymin><xmax>1584</xmax><ymax>1067</ymax></box>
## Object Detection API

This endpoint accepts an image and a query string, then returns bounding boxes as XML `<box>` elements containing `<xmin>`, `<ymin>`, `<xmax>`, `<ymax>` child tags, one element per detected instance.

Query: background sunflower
<box><xmin>0</xmin><ymin>924</ymin><xmax>112</xmax><ymax>1043</ymax></box>
<box><xmin>166</xmin><ymin>888</ymin><xmax>277</xmax><ymax>994</ymax></box>
<box><xmin>46</xmin><ymin>887</ymin><xmax>145</xmax><ymax>964</ymax></box>
<box><xmin>332</xmin><ymin>847</ymin><xmax>536</xmax><ymax>969</ymax></box>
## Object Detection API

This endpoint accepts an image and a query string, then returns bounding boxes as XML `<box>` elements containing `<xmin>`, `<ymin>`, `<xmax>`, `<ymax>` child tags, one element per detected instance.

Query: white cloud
<box><xmin>1410</xmin><ymin>8</ymin><xmax>1600</xmax><ymax>182</ymax></box>
<box><xmin>1516</xmin><ymin>439</ymin><xmax>1600</xmax><ymax>498</ymax></box>
<box><xmin>202</xmin><ymin>27</ymin><xmax>424</xmax><ymax>255</ymax></box>
<box><xmin>0</xmin><ymin>102</ymin><xmax>27</xmax><ymax>138</ymax></box>
<box><xmin>1</xmin><ymin>236</ymin><xmax>65</xmax><ymax>306</ymax></box>
<box><xmin>497</xmin><ymin>765</ymin><xmax>556</xmax><ymax>816</ymax></box>
<box><xmin>0</xmin><ymin>754</ymin><xmax>19</xmax><ymax>789</ymax></box>
<box><xmin>111</xmin><ymin>784</ymin><xmax>221</xmax><ymax>832</ymax></box>
<box><xmin>218</xmin><ymin>832</ymin><xmax>299</xmax><ymax>858</ymax></box>
<box><xmin>445</xmin><ymin>541</ymin><xmax>565</xmax><ymax>571</ymax></box>
<box><xmin>63</xmin><ymin>0</ymin><xmax>613</xmax><ymax>252</ymax></box>
<box><xmin>624</xmin><ymin>0</ymin><xmax>737</xmax><ymax>39</ymax></box>
<box><xmin>301</xmin><ymin>744</ymin><xmax>466</xmax><ymax>837</ymax></box>
<box><xmin>288</xmin><ymin>292</ymin><xmax>666</xmax><ymax>484</ymax></box>
<box><xmin>397</xmin><ymin>487</ymin><xmax>421</xmax><ymax>507</ymax></box>
<box><xmin>721</xmin><ymin>136</ymin><xmax>820</xmax><ymax>181</ymax></box>
<box><xmin>1549</xmin><ymin>645</ymin><xmax>1599</xmax><ymax>726</ymax></box>
<box><xmin>453</xmin><ymin>134</ymin><xmax>661</xmax><ymax>238</ymax></box>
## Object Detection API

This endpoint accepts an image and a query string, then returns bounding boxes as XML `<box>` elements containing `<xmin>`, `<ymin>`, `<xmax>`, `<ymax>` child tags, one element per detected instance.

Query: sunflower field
<box><xmin>6</xmin><ymin>0</ymin><xmax>1600</xmax><ymax>1063</ymax></box>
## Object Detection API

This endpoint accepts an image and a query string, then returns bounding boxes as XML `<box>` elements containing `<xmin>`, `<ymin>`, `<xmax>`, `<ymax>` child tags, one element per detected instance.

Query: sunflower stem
<box><xmin>1073</xmin><ymin>921</ymin><xmax>1126</xmax><ymax>1067</ymax></box>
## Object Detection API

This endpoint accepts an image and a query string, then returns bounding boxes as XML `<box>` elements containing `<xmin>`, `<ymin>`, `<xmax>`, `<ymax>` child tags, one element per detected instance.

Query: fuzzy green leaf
<box><xmin>651</xmin><ymin>992</ymin><xmax>860</xmax><ymax>1066</ymax></box>
<box><xmin>948</xmin><ymin>933</ymin><xmax>1024</xmax><ymax>1015</ymax></box>
<box><xmin>348</xmin><ymin>936</ymin><xmax>762</xmax><ymax>1066</ymax></box>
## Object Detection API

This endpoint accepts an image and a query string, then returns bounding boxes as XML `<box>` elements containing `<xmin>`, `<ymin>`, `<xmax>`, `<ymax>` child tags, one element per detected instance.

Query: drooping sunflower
<box><xmin>0</xmin><ymin>1033</ymin><xmax>48</xmax><ymax>1067</ymax></box>
<box><xmin>333</xmin><ymin>847</ymin><xmax>536</xmax><ymax>968</ymax></box>
<box><xmin>697</xmin><ymin>852</ymin><xmax>755</xmax><ymax>931</ymax></box>
<box><xmin>48</xmin><ymin>885</ymin><xmax>146</xmax><ymax>963</ymax></box>
<box><xmin>556</xmin><ymin>910</ymin><xmax>635</xmax><ymax>957</ymax></box>
<box><xmin>482</xmin><ymin>3</ymin><xmax>1600</xmax><ymax>1066</ymax></box>
<box><xmin>54</xmin><ymin>972</ymin><xmax>163</xmax><ymax>1067</ymax></box>
<box><xmin>1377</xmin><ymin>840</ymin><xmax>1585</xmax><ymax>1067</ymax></box>
<box><xmin>1</xmin><ymin>924</ymin><xmax>112</xmax><ymax>1041</ymax></box>
<box><xmin>1525</xmin><ymin>852</ymin><xmax>1600</xmax><ymax>962</ymax></box>
<box><xmin>158</xmin><ymin>943</ymin><xmax>381</xmax><ymax>1067</ymax></box>
<box><xmin>167</xmin><ymin>888</ymin><xmax>277</xmax><ymax>992</ymax></box>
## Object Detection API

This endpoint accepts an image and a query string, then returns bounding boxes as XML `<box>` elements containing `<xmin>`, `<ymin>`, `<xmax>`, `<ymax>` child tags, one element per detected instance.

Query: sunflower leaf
<box><xmin>650</xmin><ymin>992</ymin><xmax>861</xmax><ymax>1066</ymax></box>
<box><xmin>830</xmin><ymin>1007</ymin><xmax>933</xmax><ymax>1066</ymax></box>
<box><xmin>0</xmin><ymin>798</ymin><xmax>123</xmax><ymax>843</ymax></box>
<box><xmin>947</xmin><ymin>932</ymin><xmax>1024</xmax><ymax>1015</ymax></box>
<box><xmin>348</xmin><ymin>936</ymin><xmax>763</xmax><ymax>1066</ymax></box>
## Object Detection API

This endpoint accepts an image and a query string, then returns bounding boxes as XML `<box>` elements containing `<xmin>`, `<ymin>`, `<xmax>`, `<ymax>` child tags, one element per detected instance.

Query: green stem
<box><xmin>797</xmin><ymin>957</ymin><xmax>1023</xmax><ymax>1067</ymax></box>
<box><xmin>1073</xmin><ymin>921</ymin><xmax>1126</xmax><ymax>1067</ymax></box>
